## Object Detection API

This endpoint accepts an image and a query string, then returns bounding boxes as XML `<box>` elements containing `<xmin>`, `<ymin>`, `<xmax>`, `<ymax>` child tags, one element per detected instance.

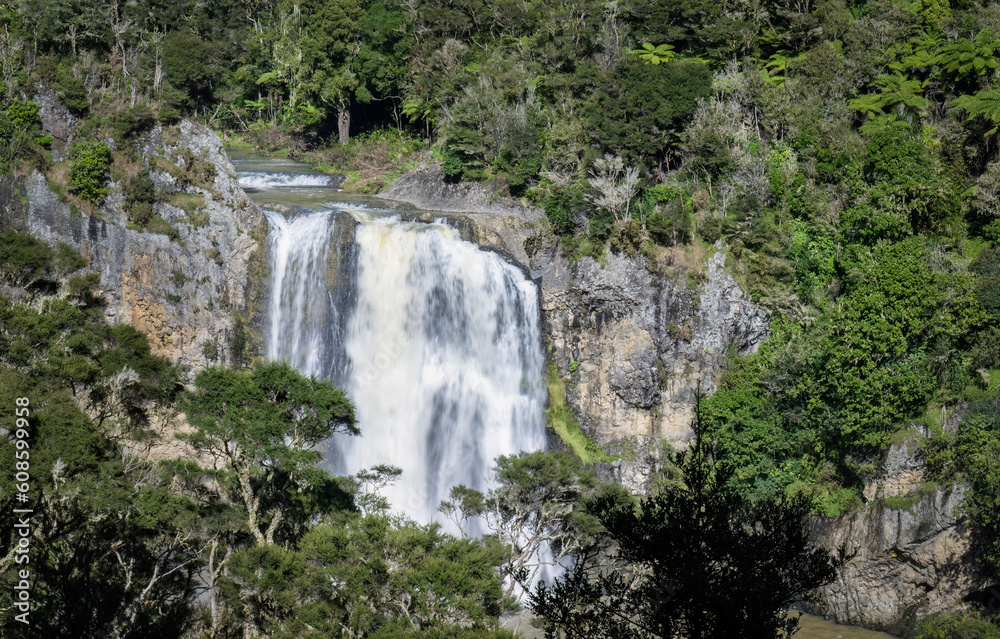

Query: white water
<box><xmin>265</xmin><ymin>210</ymin><xmax>338</xmax><ymax>377</ymax></box>
<box><xmin>240</xmin><ymin>171</ymin><xmax>332</xmax><ymax>189</ymax></box>
<box><xmin>265</xmin><ymin>209</ymin><xmax>547</xmax><ymax>528</ymax></box>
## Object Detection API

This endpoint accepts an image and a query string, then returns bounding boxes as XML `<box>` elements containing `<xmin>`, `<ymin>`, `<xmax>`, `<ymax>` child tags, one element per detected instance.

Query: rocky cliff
<box><xmin>0</xmin><ymin>117</ymin><xmax>266</xmax><ymax>373</ymax></box>
<box><xmin>810</xmin><ymin>433</ymin><xmax>988</xmax><ymax>632</ymax></box>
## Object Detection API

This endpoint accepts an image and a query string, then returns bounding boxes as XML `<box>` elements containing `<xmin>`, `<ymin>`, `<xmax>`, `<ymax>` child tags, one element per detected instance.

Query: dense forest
<box><xmin>0</xmin><ymin>0</ymin><xmax>999</xmax><ymax>636</ymax></box>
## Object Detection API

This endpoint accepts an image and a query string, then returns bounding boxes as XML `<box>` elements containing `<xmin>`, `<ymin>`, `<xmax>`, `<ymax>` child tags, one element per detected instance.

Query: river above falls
<box><xmin>228</xmin><ymin>147</ymin><xmax>897</xmax><ymax>639</ymax></box>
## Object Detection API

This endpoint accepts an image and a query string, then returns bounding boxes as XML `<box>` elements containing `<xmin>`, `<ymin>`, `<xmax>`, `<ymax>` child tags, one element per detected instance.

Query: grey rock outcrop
<box><xmin>545</xmin><ymin>250</ymin><xmax>769</xmax><ymax>452</ymax></box>
<box><xmin>3</xmin><ymin>120</ymin><xmax>265</xmax><ymax>373</ymax></box>
<box><xmin>810</xmin><ymin>436</ymin><xmax>988</xmax><ymax>631</ymax></box>
<box><xmin>33</xmin><ymin>86</ymin><xmax>73</xmax><ymax>144</ymax></box>
<box><xmin>382</xmin><ymin>163</ymin><xmax>545</xmax><ymax>220</ymax></box>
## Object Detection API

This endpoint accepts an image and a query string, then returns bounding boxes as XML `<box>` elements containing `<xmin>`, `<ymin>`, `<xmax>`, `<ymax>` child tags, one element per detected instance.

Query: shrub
<box><xmin>54</xmin><ymin>242</ymin><xmax>87</xmax><ymax>275</ymax></box>
<box><xmin>112</xmin><ymin>105</ymin><xmax>156</xmax><ymax>142</ymax></box>
<box><xmin>56</xmin><ymin>72</ymin><xmax>89</xmax><ymax>115</ymax></box>
<box><xmin>0</xmin><ymin>229</ymin><xmax>53</xmax><ymax>287</ymax></box>
<box><xmin>68</xmin><ymin>140</ymin><xmax>112</xmax><ymax>204</ymax></box>
<box><xmin>441</xmin><ymin>146</ymin><xmax>464</xmax><ymax>180</ymax></box>
<box><xmin>7</xmin><ymin>101</ymin><xmax>40</xmax><ymax>130</ymax></box>
<box><xmin>125</xmin><ymin>171</ymin><xmax>156</xmax><ymax>206</ymax></box>
<box><xmin>202</xmin><ymin>339</ymin><xmax>219</xmax><ymax>361</ymax></box>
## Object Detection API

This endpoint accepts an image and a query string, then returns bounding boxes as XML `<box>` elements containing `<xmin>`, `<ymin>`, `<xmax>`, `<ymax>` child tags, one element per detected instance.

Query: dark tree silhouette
<box><xmin>530</xmin><ymin>390</ymin><xmax>841</xmax><ymax>639</ymax></box>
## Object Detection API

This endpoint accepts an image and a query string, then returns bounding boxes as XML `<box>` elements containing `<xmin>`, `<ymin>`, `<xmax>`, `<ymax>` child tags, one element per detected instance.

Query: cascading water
<box><xmin>341</xmin><ymin>214</ymin><xmax>546</xmax><ymax>526</ymax></box>
<box><xmin>240</xmin><ymin>172</ymin><xmax>333</xmax><ymax>189</ymax></box>
<box><xmin>263</xmin><ymin>202</ymin><xmax>546</xmax><ymax>529</ymax></box>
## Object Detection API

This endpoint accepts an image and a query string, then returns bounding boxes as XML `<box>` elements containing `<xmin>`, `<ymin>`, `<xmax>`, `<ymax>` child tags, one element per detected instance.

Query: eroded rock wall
<box><xmin>2</xmin><ymin>119</ymin><xmax>265</xmax><ymax>373</ymax></box>
<box><xmin>810</xmin><ymin>436</ymin><xmax>988</xmax><ymax>631</ymax></box>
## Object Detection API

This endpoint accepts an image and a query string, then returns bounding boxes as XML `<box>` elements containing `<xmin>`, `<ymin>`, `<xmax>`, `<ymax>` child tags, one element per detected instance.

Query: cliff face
<box><xmin>0</xmin><ymin>119</ymin><xmax>266</xmax><ymax>373</ymax></box>
<box><xmin>810</xmin><ymin>436</ymin><xmax>988</xmax><ymax>632</ymax></box>
<box><xmin>541</xmin><ymin>249</ymin><xmax>769</xmax><ymax>453</ymax></box>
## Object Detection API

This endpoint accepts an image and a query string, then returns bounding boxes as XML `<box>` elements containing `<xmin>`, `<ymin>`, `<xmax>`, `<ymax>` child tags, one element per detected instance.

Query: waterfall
<box><xmin>240</xmin><ymin>171</ymin><xmax>333</xmax><ymax>189</ymax></box>
<box><xmin>265</xmin><ymin>210</ymin><xmax>546</xmax><ymax>528</ymax></box>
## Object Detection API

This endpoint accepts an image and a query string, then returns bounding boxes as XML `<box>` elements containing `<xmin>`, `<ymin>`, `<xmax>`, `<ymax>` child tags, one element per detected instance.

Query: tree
<box><xmin>586</xmin><ymin>154</ymin><xmax>641</xmax><ymax>224</ymax></box>
<box><xmin>184</xmin><ymin>362</ymin><xmax>357</xmax><ymax>547</ymax></box>
<box><xmin>952</xmin><ymin>90</ymin><xmax>1000</xmax><ymax>157</ymax></box>
<box><xmin>219</xmin><ymin>513</ymin><xmax>516</xmax><ymax>638</ymax></box>
<box><xmin>529</xmin><ymin>394</ymin><xmax>840</xmax><ymax>639</ymax></box>
<box><xmin>276</xmin><ymin>0</ymin><xmax>361</xmax><ymax>143</ymax></box>
<box><xmin>849</xmin><ymin>74</ymin><xmax>930</xmax><ymax>123</ymax></box>
<box><xmin>68</xmin><ymin>140</ymin><xmax>112</xmax><ymax>204</ymax></box>
<box><xmin>440</xmin><ymin>451</ymin><xmax>614</xmax><ymax>596</ymax></box>
<box><xmin>936</xmin><ymin>29</ymin><xmax>1000</xmax><ymax>90</ymax></box>
<box><xmin>585</xmin><ymin>57</ymin><xmax>712</xmax><ymax>173</ymax></box>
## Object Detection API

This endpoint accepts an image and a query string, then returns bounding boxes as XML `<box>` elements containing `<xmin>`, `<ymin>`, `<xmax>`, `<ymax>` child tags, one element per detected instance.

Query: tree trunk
<box><xmin>337</xmin><ymin>105</ymin><xmax>351</xmax><ymax>145</ymax></box>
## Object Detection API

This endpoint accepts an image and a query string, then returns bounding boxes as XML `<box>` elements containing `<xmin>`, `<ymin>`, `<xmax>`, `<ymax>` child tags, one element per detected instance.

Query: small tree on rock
<box><xmin>586</xmin><ymin>153</ymin><xmax>641</xmax><ymax>224</ymax></box>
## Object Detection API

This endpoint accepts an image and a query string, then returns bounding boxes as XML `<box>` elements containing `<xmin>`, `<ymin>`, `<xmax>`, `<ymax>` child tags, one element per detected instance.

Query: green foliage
<box><xmin>631</xmin><ymin>42</ymin><xmax>676</xmax><ymax>65</ymax></box>
<box><xmin>220</xmin><ymin>514</ymin><xmax>513</xmax><ymax>638</ymax></box>
<box><xmin>936</xmin><ymin>29</ymin><xmax>1000</xmax><ymax>86</ymax></box>
<box><xmin>530</xmin><ymin>398</ymin><xmax>840</xmax><ymax>638</ymax></box>
<box><xmin>952</xmin><ymin>90</ymin><xmax>1000</xmax><ymax>136</ymax></box>
<box><xmin>0</xmin><ymin>228</ymin><xmax>54</xmax><ymax>287</ymax></box>
<box><xmin>441</xmin><ymin>145</ymin><xmax>465</xmax><ymax>180</ymax></box>
<box><xmin>7</xmin><ymin>100</ymin><xmax>40</xmax><ymax>129</ymax></box>
<box><xmin>586</xmin><ymin>58</ymin><xmax>712</xmax><ymax>169</ymax></box>
<box><xmin>948</xmin><ymin>400</ymin><xmax>1000</xmax><ymax>574</ymax></box>
<box><xmin>973</xmin><ymin>247</ymin><xmax>1000</xmax><ymax>320</ymax></box>
<box><xmin>184</xmin><ymin>361</ymin><xmax>357</xmax><ymax>546</ymax></box>
<box><xmin>850</xmin><ymin>74</ymin><xmax>930</xmax><ymax>120</ymax></box>
<box><xmin>54</xmin><ymin>241</ymin><xmax>87</xmax><ymax>274</ymax></box>
<box><xmin>56</xmin><ymin>72</ymin><xmax>88</xmax><ymax>115</ymax></box>
<box><xmin>0</xmin><ymin>287</ymin><xmax>195</xmax><ymax>635</ymax></box>
<box><xmin>112</xmin><ymin>104</ymin><xmax>156</xmax><ymax>142</ymax></box>
<box><xmin>915</xmin><ymin>611</ymin><xmax>1000</xmax><ymax>639</ymax></box>
<box><xmin>68</xmin><ymin>140</ymin><xmax>112</xmax><ymax>204</ymax></box>
<box><xmin>543</xmin><ymin>183</ymin><xmax>587</xmax><ymax>236</ymax></box>
<box><xmin>842</xmin><ymin>129</ymin><xmax>960</xmax><ymax>244</ymax></box>
<box><xmin>163</xmin><ymin>31</ymin><xmax>222</xmax><ymax>111</ymax></box>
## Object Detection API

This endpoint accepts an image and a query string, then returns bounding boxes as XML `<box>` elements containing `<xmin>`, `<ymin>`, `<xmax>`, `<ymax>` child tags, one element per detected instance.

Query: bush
<box><xmin>609</xmin><ymin>219</ymin><xmax>645</xmax><ymax>256</ymax></box>
<box><xmin>543</xmin><ymin>184</ymin><xmax>587</xmax><ymax>235</ymax></box>
<box><xmin>0</xmin><ymin>229</ymin><xmax>53</xmax><ymax>287</ymax></box>
<box><xmin>54</xmin><ymin>242</ymin><xmax>87</xmax><ymax>275</ymax></box>
<box><xmin>112</xmin><ymin>105</ymin><xmax>156</xmax><ymax>142</ymax></box>
<box><xmin>56</xmin><ymin>72</ymin><xmax>89</xmax><ymax>115</ymax></box>
<box><xmin>125</xmin><ymin>171</ymin><xmax>156</xmax><ymax>206</ymax></box>
<box><xmin>145</xmin><ymin>217</ymin><xmax>181</xmax><ymax>242</ymax></box>
<box><xmin>973</xmin><ymin>247</ymin><xmax>1000</xmax><ymax>320</ymax></box>
<box><xmin>68</xmin><ymin>140</ymin><xmax>112</xmax><ymax>204</ymax></box>
<box><xmin>7</xmin><ymin>101</ymin><xmax>40</xmax><ymax>130</ymax></box>
<box><xmin>441</xmin><ymin>146</ymin><xmax>464</xmax><ymax>180</ymax></box>
<box><xmin>915</xmin><ymin>610</ymin><xmax>1000</xmax><ymax>639</ymax></box>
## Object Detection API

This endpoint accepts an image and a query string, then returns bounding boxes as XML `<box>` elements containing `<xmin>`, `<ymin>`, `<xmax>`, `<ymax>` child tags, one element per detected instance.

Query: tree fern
<box><xmin>936</xmin><ymin>28</ymin><xmax>1000</xmax><ymax>86</ymax></box>
<box><xmin>952</xmin><ymin>89</ymin><xmax>1000</xmax><ymax>135</ymax></box>
<box><xmin>631</xmin><ymin>42</ymin><xmax>675</xmax><ymax>65</ymax></box>
<box><xmin>850</xmin><ymin>74</ymin><xmax>930</xmax><ymax>120</ymax></box>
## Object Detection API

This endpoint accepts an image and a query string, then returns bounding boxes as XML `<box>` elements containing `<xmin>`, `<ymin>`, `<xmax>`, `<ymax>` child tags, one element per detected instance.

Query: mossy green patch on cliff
<box><xmin>547</xmin><ymin>363</ymin><xmax>615</xmax><ymax>464</ymax></box>
<box><xmin>878</xmin><ymin>481</ymin><xmax>941</xmax><ymax>513</ymax></box>
<box><xmin>168</xmin><ymin>192</ymin><xmax>205</xmax><ymax>215</ymax></box>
